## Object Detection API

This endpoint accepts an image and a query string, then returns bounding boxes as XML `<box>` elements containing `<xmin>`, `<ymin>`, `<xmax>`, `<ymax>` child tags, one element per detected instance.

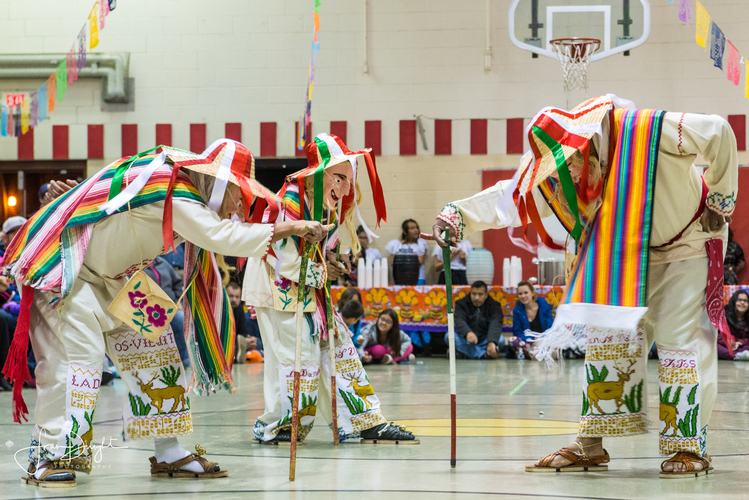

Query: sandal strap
<box><xmin>31</xmin><ymin>461</ymin><xmax>77</xmax><ymax>481</ymax></box>
<box><xmin>661</xmin><ymin>451</ymin><xmax>710</xmax><ymax>473</ymax></box>
<box><xmin>149</xmin><ymin>454</ymin><xmax>218</xmax><ymax>474</ymax></box>
<box><xmin>537</xmin><ymin>447</ymin><xmax>610</xmax><ymax>468</ymax></box>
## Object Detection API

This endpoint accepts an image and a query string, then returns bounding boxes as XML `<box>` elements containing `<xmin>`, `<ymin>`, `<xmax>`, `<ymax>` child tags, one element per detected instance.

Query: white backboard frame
<box><xmin>508</xmin><ymin>0</ymin><xmax>651</xmax><ymax>61</ymax></box>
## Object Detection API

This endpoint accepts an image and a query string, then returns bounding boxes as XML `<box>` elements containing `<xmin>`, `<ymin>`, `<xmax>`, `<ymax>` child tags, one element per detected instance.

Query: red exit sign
<box><xmin>6</xmin><ymin>94</ymin><xmax>25</xmax><ymax>107</ymax></box>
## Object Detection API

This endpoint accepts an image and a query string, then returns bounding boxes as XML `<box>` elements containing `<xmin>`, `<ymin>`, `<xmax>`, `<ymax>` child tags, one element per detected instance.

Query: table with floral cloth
<box><xmin>332</xmin><ymin>285</ymin><xmax>748</xmax><ymax>333</ymax></box>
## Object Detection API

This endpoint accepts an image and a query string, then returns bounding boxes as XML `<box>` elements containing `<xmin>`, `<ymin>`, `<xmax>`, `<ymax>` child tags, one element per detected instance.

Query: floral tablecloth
<box><xmin>332</xmin><ymin>285</ymin><xmax>749</xmax><ymax>333</ymax></box>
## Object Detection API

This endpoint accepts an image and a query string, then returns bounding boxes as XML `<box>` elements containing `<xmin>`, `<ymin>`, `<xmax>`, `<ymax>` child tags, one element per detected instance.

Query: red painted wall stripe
<box><xmin>225</xmin><ymin>123</ymin><xmax>242</xmax><ymax>143</ymax></box>
<box><xmin>87</xmin><ymin>124</ymin><xmax>104</xmax><ymax>159</ymax></box>
<box><xmin>52</xmin><ymin>125</ymin><xmax>69</xmax><ymax>160</ymax></box>
<box><xmin>506</xmin><ymin>118</ymin><xmax>524</xmax><ymax>155</ymax></box>
<box><xmin>260</xmin><ymin>122</ymin><xmax>277</xmax><ymax>157</ymax></box>
<box><xmin>434</xmin><ymin>119</ymin><xmax>452</xmax><ymax>155</ymax></box>
<box><xmin>122</xmin><ymin>124</ymin><xmax>138</xmax><ymax>157</ymax></box>
<box><xmin>190</xmin><ymin>123</ymin><xmax>206</xmax><ymax>153</ymax></box>
<box><xmin>294</xmin><ymin>121</ymin><xmax>312</xmax><ymax>157</ymax></box>
<box><xmin>365</xmin><ymin>120</ymin><xmax>381</xmax><ymax>156</ymax></box>
<box><xmin>156</xmin><ymin>123</ymin><xmax>172</xmax><ymax>148</ymax></box>
<box><xmin>471</xmin><ymin>119</ymin><xmax>488</xmax><ymax>155</ymax></box>
<box><xmin>399</xmin><ymin>120</ymin><xmax>416</xmax><ymax>155</ymax></box>
<box><xmin>18</xmin><ymin>129</ymin><xmax>33</xmax><ymax>160</ymax></box>
<box><xmin>330</xmin><ymin>121</ymin><xmax>347</xmax><ymax>144</ymax></box>
<box><xmin>728</xmin><ymin>114</ymin><xmax>746</xmax><ymax>151</ymax></box>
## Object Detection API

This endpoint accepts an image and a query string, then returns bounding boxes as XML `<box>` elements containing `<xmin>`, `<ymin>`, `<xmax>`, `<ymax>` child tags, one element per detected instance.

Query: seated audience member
<box><xmin>357</xmin><ymin>309</ymin><xmax>414</xmax><ymax>365</ymax></box>
<box><xmin>161</xmin><ymin>241</ymin><xmax>186</xmax><ymax>272</ymax></box>
<box><xmin>0</xmin><ymin>217</ymin><xmax>26</xmax><ymax>330</ymax></box>
<box><xmin>432</xmin><ymin>239</ymin><xmax>472</xmax><ymax>285</ymax></box>
<box><xmin>143</xmin><ymin>255</ymin><xmax>190</xmax><ymax>368</ymax></box>
<box><xmin>345</xmin><ymin>226</ymin><xmax>384</xmax><ymax>286</ymax></box>
<box><xmin>245</xmin><ymin>304</ymin><xmax>264</xmax><ymax>357</ymax></box>
<box><xmin>510</xmin><ymin>281</ymin><xmax>553</xmax><ymax>359</ymax></box>
<box><xmin>449</xmin><ymin>281</ymin><xmax>504</xmax><ymax>359</ymax></box>
<box><xmin>1</xmin><ymin>216</ymin><xmax>27</xmax><ymax>256</ymax></box>
<box><xmin>725</xmin><ymin>227</ymin><xmax>745</xmax><ymax>285</ymax></box>
<box><xmin>227</xmin><ymin>282</ymin><xmax>262</xmax><ymax>363</ymax></box>
<box><xmin>337</xmin><ymin>287</ymin><xmax>363</xmax><ymax>313</ymax></box>
<box><xmin>340</xmin><ymin>300</ymin><xmax>369</xmax><ymax>362</ymax></box>
<box><xmin>38</xmin><ymin>184</ymin><xmax>50</xmax><ymax>207</ymax></box>
<box><xmin>0</xmin><ymin>312</ymin><xmax>12</xmax><ymax>391</ymax></box>
<box><xmin>720</xmin><ymin>290</ymin><xmax>749</xmax><ymax>360</ymax></box>
<box><xmin>386</xmin><ymin>219</ymin><xmax>429</xmax><ymax>285</ymax></box>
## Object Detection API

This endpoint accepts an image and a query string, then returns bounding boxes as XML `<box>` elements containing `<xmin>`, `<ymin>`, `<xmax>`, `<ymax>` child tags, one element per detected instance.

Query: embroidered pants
<box><xmin>253</xmin><ymin>307</ymin><xmax>386</xmax><ymax>442</ymax></box>
<box><xmin>579</xmin><ymin>257</ymin><xmax>717</xmax><ymax>456</ymax></box>
<box><xmin>27</xmin><ymin>267</ymin><xmax>192</xmax><ymax>473</ymax></box>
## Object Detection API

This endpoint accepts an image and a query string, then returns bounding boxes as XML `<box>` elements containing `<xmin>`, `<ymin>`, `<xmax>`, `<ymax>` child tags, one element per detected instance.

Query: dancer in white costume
<box><xmin>243</xmin><ymin>133</ymin><xmax>415</xmax><ymax>443</ymax></box>
<box><xmin>2</xmin><ymin>140</ymin><xmax>327</xmax><ymax>487</ymax></box>
<box><xmin>433</xmin><ymin>96</ymin><xmax>737</xmax><ymax>478</ymax></box>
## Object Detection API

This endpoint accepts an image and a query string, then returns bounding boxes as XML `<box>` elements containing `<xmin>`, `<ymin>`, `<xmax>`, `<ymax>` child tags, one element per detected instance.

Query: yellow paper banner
<box><xmin>696</xmin><ymin>1</ymin><xmax>709</xmax><ymax>48</ymax></box>
<box><xmin>89</xmin><ymin>4</ymin><xmax>99</xmax><ymax>49</ymax></box>
<box><xmin>21</xmin><ymin>96</ymin><xmax>29</xmax><ymax>135</ymax></box>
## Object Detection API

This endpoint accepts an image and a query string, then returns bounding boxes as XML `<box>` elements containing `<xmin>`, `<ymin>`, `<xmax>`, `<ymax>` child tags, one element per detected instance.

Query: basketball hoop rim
<box><xmin>549</xmin><ymin>37</ymin><xmax>601</xmax><ymax>50</ymax></box>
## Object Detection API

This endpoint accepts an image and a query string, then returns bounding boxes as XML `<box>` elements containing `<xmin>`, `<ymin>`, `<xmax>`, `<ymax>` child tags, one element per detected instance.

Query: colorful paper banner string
<box><xmin>727</xmin><ymin>41</ymin><xmax>740</xmax><ymax>86</ymax></box>
<box><xmin>709</xmin><ymin>21</ymin><xmax>726</xmax><ymax>70</ymax></box>
<box><xmin>297</xmin><ymin>0</ymin><xmax>322</xmax><ymax>151</ymax></box>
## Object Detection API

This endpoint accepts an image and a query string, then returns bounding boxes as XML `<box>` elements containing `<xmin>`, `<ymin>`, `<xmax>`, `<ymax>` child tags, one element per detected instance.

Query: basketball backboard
<box><xmin>508</xmin><ymin>0</ymin><xmax>651</xmax><ymax>61</ymax></box>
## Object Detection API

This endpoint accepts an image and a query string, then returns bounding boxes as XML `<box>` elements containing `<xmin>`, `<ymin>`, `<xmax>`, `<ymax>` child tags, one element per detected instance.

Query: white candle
<box><xmin>373</xmin><ymin>259</ymin><xmax>381</xmax><ymax>288</ymax></box>
<box><xmin>357</xmin><ymin>257</ymin><xmax>366</xmax><ymax>288</ymax></box>
<box><xmin>502</xmin><ymin>258</ymin><xmax>511</xmax><ymax>288</ymax></box>
<box><xmin>364</xmin><ymin>258</ymin><xmax>373</xmax><ymax>290</ymax></box>
<box><xmin>380</xmin><ymin>258</ymin><xmax>388</xmax><ymax>287</ymax></box>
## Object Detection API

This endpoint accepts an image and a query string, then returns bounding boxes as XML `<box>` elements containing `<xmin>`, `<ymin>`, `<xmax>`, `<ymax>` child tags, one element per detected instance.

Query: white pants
<box><xmin>28</xmin><ymin>267</ymin><xmax>191</xmax><ymax>473</ymax></box>
<box><xmin>579</xmin><ymin>258</ymin><xmax>717</xmax><ymax>456</ymax></box>
<box><xmin>253</xmin><ymin>307</ymin><xmax>386</xmax><ymax>442</ymax></box>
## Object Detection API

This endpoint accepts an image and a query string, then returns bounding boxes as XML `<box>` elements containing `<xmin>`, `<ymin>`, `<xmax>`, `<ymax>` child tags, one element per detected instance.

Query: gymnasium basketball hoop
<box><xmin>550</xmin><ymin>37</ymin><xmax>600</xmax><ymax>94</ymax></box>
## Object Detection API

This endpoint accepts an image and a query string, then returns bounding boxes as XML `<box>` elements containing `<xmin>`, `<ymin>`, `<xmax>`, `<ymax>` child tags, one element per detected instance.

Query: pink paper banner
<box><xmin>66</xmin><ymin>47</ymin><xmax>77</xmax><ymax>85</ymax></box>
<box><xmin>727</xmin><ymin>41</ymin><xmax>741</xmax><ymax>86</ymax></box>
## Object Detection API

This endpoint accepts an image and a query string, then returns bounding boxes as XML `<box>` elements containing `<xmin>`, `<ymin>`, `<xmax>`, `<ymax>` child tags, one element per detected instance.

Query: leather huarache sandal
<box><xmin>526</xmin><ymin>442</ymin><xmax>610</xmax><ymax>472</ymax></box>
<box><xmin>659</xmin><ymin>452</ymin><xmax>713</xmax><ymax>479</ymax></box>
<box><xmin>149</xmin><ymin>445</ymin><xmax>228</xmax><ymax>479</ymax></box>
<box><xmin>22</xmin><ymin>461</ymin><xmax>77</xmax><ymax>488</ymax></box>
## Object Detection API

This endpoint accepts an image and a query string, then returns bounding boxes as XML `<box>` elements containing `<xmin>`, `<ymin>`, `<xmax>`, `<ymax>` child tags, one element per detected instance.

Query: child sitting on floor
<box><xmin>357</xmin><ymin>309</ymin><xmax>415</xmax><ymax>365</ymax></box>
<box><xmin>340</xmin><ymin>300</ymin><xmax>370</xmax><ymax>363</ymax></box>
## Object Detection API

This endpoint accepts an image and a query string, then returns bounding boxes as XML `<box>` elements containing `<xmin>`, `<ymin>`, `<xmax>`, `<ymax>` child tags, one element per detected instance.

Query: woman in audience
<box><xmin>720</xmin><ymin>290</ymin><xmax>749</xmax><ymax>360</ymax></box>
<box><xmin>386</xmin><ymin>219</ymin><xmax>429</xmax><ymax>285</ymax></box>
<box><xmin>510</xmin><ymin>281</ymin><xmax>553</xmax><ymax>359</ymax></box>
<box><xmin>357</xmin><ymin>309</ymin><xmax>414</xmax><ymax>365</ymax></box>
<box><xmin>724</xmin><ymin>227</ymin><xmax>745</xmax><ymax>285</ymax></box>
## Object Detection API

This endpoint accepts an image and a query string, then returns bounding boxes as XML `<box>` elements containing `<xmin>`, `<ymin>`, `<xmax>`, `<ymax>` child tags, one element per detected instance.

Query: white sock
<box><xmin>33</xmin><ymin>460</ymin><xmax>72</xmax><ymax>480</ymax></box>
<box><xmin>153</xmin><ymin>437</ymin><xmax>204</xmax><ymax>473</ymax></box>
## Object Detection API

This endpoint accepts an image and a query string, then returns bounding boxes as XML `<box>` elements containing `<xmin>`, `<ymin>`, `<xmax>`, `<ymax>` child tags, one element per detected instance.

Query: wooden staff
<box><xmin>325</xmin><ymin>281</ymin><xmax>339</xmax><ymax>445</ymax></box>
<box><xmin>442</xmin><ymin>228</ymin><xmax>457</xmax><ymax>468</ymax></box>
<box><xmin>289</xmin><ymin>241</ymin><xmax>313</xmax><ymax>481</ymax></box>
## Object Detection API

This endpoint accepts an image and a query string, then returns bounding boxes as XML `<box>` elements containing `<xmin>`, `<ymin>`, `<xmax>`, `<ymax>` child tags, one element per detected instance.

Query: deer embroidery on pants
<box><xmin>134</xmin><ymin>367</ymin><xmax>187</xmax><ymax>415</ymax></box>
<box><xmin>586</xmin><ymin>358</ymin><xmax>636</xmax><ymax>415</ymax></box>
<box><xmin>341</xmin><ymin>373</ymin><xmax>374</xmax><ymax>410</ymax></box>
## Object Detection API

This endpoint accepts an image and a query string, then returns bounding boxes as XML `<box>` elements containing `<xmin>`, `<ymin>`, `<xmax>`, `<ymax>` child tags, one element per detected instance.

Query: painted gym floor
<box><xmin>2</xmin><ymin>357</ymin><xmax>749</xmax><ymax>500</ymax></box>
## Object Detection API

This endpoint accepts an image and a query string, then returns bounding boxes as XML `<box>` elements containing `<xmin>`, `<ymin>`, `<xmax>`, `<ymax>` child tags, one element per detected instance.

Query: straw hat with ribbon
<box><xmin>505</xmin><ymin>95</ymin><xmax>617</xmax><ymax>250</ymax></box>
<box><xmin>274</xmin><ymin>133</ymin><xmax>387</xmax><ymax>242</ymax></box>
<box><xmin>98</xmin><ymin>139</ymin><xmax>281</xmax><ymax>254</ymax></box>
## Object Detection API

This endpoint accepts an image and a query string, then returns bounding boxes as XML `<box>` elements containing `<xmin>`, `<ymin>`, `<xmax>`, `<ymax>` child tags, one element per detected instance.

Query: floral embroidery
<box><xmin>146</xmin><ymin>304</ymin><xmax>168</xmax><ymax>328</ymax></box>
<box><xmin>706</xmin><ymin>191</ymin><xmax>736</xmax><ymax>215</ymax></box>
<box><xmin>128</xmin><ymin>280</ymin><xmax>174</xmax><ymax>336</ymax></box>
<box><xmin>129</xmin><ymin>290</ymin><xmax>147</xmax><ymax>309</ymax></box>
<box><xmin>437</xmin><ymin>203</ymin><xmax>465</xmax><ymax>241</ymax></box>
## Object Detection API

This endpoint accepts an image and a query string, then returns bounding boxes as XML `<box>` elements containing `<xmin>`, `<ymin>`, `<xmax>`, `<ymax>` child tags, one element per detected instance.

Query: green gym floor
<box><xmin>2</xmin><ymin>357</ymin><xmax>748</xmax><ymax>500</ymax></box>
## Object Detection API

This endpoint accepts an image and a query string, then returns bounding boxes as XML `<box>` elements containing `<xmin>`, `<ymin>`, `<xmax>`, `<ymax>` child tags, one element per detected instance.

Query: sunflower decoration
<box><xmin>395</xmin><ymin>288</ymin><xmax>419</xmax><ymax>320</ymax></box>
<box><xmin>424</xmin><ymin>288</ymin><xmax>447</xmax><ymax>323</ymax></box>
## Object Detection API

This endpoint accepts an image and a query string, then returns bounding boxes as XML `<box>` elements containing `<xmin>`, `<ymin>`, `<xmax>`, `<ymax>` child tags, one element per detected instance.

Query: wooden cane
<box><xmin>325</xmin><ymin>281</ymin><xmax>340</xmax><ymax>445</ymax></box>
<box><xmin>442</xmin><ymin>228</ymin><xmax>457</xmax><ymax>468</ymax></box>
<box><xmin>290</xmin><ymin>241</ymin><xmax>313</xmax><ymax>481</ymax></box>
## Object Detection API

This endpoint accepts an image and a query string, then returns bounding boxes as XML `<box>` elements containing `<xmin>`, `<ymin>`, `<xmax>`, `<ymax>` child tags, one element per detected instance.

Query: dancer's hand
<box><xmin>432</xmin><ymin>219</ymin><xmax>458</xmax><ymax>248</ymax></box>
<box><xmin>326</xmin><ymin>260</ymin><xmax>346</xmax><ymax>280</ymax></box>
<box><xmin>272</xmin><ymin>221</ymin><xmax>334</xmax><ymax>243</ymax></box>
<box><xmin>466</xmin><ymin>332</ymin><xmax>478</xmax><ymax>344</ymax></box>
<box><xmin>44</xmin><ymin>179</ymin><xmax>78</xmax><ymax>204</ymax></box>
<box><xmin>700</xmin><ymin>207</ymin><xmax>729</xmax><ymax>233</ymax></box>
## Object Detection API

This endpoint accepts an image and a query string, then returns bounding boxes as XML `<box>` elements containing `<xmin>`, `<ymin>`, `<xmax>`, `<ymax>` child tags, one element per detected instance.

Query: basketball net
<box><xmin>550</xmin><ymin>38</ymin><xmax>600</xmax><ymax>108</ymax></box>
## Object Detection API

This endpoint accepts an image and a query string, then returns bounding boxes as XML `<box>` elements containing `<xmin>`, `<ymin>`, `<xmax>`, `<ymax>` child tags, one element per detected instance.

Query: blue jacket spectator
<box><xmin>509</xmin><ymin>281</ymin><xmax>554</xmax><ymax>359</ymax></box>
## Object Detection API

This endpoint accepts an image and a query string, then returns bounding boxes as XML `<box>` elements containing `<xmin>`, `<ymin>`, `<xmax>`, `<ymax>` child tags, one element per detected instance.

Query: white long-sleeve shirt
<box><xmin>82</xmin><ymin>198</ymin><xmax>274</xmax><ymax>280</ymax></box>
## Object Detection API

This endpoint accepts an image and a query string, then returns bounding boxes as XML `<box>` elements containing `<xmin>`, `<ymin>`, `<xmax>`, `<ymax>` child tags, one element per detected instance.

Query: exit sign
<box><xmin>5</xmin><ymin>94</ymin><xmax>25</xmax><ymax>107</ymax></box>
